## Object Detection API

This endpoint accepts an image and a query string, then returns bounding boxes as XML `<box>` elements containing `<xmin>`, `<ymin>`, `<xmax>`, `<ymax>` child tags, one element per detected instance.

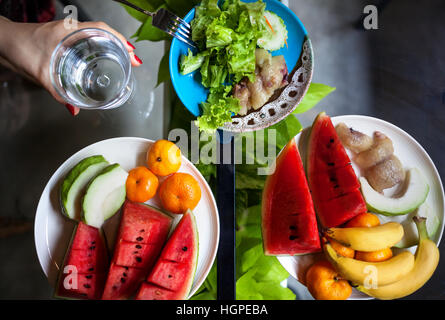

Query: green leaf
<box><xmin>164</xmin><ymin>0</ymin><xmax>201</xmax><ymax>17</ymax></box>
<box><xmin>293</xmin><ymin>82</ymin><xmax>336</xmax><ymax>114</ymax></box>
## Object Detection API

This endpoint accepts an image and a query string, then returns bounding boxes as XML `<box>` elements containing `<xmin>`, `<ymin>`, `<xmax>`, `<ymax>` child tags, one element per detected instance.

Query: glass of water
<box><xmin>50</xmin><ymin>28</ymin><xmax>133</xmax><ymax>110</ymax></box>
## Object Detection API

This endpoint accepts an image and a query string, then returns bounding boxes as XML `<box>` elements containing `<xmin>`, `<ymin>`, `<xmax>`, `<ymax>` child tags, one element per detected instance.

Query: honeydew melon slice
<box><xmin>60</xmin><ymin>155</ymin><xmax>109</xmax><ymax>220</ymax></box>
<box><xmin>82</xmin><ymin>164</ymin><xmax>128</xmax><ymax>228</ymax></box>
<box><xmin>360</xmin><ymin>168</ymin><xmax>429</xmax><ymax>216</ymax></box>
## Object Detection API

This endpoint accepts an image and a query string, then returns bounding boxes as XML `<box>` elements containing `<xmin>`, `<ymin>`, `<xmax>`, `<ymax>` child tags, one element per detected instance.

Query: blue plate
<box><xmin>169</xmin><ymin>0</ymin><xmax>313</xmax><ymax>131</ymax></box>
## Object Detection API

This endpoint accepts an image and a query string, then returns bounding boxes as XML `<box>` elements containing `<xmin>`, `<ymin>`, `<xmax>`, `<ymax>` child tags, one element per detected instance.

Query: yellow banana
<box><xmin>358</xmin><ymin>216</ymin><xmax>440</xmax><ymax>299</ymax></box>
<box><xmin>325</xmin><ymin>222</ymin><xmax>404</xmax><ymax>252</ymax></box>
<box><xmin>324</xmin><ymin>243</ymin><xmax>414</xmax><ymax>287</ymax></box>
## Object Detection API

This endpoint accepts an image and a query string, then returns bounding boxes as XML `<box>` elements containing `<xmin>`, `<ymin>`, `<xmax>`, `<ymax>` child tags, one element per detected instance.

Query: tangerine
<box><xmin>355</xmin><ymin>247</ymin><xmax>393</xmax><ymax>262</ymax></box>
<box><xmin>146</xmin><ymin>139</ymin><xmax>181</xmax><ymax>176</ymax></box>
<box><xmin>159</xmin><ymin>172</ymin><xmax>201</xmax><ymax>214</ymax></box>
<box><xmin>345</xmin><ymin>212</ymin><xmax>380</xmax><ymax>228</ymax></box>
<box><xmin>125</xmin><ymin>166</ymin><xmax>159</xmax><ymax>202</ymax></box>
<box><xmin>326</xmin><ymin>236</ymin><xmax>355</xmax><ymax>258</ymax></box>
<box><xmin>305</xmin><ymin>260</ymin><xmax>352</xmax><ymax>300</ymax></box>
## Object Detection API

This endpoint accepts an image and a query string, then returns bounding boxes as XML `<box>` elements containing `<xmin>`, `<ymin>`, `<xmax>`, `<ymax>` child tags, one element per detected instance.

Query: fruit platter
<box><xmin>262</xmin><ymin>112</ymin><xmax>444</xmax><ymax>300</ymax></box>
<box><xmin>34</xmin><ymin>137</ymin><xmax>219</xmax><ymax>300</ymax></box>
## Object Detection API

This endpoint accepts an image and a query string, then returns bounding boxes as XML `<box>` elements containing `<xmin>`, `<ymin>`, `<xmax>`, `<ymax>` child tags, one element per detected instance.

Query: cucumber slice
<box><xmin>379</xmin><ymin>203</ymin><xmax>440</xmax><ymax>248</ymax></box>
<box><xmin>257</xmin><ymin>11</ymin><xmax>288</xmax><ymax>51</ymax></box>
<box><xmin>60</xmin><ymin>155</ymin><xmax>109</xmax><ymax>220</ymax></box>
<box><xmin>360</xmin><ymin>167</ymin><xmax>429</xmax><ymax>216</ymax></box>
<box><xmin>82</xmin><ymin>164</ymin><xmax>128</xmax><ymax>228</ymax></box>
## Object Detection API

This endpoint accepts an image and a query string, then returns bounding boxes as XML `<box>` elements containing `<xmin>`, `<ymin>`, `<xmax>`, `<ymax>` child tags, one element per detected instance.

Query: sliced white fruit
<box><xmin>60</xmin><ymin>155</ymin><xmax>109</xmax><ymax>220</ymax></box>
<box><xmin>82</xmin><ymin>163</ymin><xmax>128</xmax><ymax>228</ymax></box>
<box><xmin>257</xmin><ymin>11</ymin><xmax>288</xmax><ymax>51</ymax></box>
<box><xmin>378</xmin><ymin>203</ymin><xmax>440</xmax><ymax>248</ymax></box>
<box><xmin>360</xmin><ymin>167</ymin><xmax>429</xmax><ymax>216</ymax></box>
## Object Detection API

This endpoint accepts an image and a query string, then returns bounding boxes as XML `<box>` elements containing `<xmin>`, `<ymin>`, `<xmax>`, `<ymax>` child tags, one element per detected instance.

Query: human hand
<box><xmin>0</xmin><ymin>17</ymin><xmax>142</xmax><ymax>116</ymax></box>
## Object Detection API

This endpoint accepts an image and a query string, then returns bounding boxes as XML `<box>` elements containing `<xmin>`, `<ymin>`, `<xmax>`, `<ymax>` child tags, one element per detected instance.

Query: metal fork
<box><xmin>112</xmin><ymin>0</ymin><xmax>196</xmax><ymax>48</ymax></box>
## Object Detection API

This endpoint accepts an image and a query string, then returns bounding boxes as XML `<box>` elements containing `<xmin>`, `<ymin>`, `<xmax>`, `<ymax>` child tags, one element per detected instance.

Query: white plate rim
<box><xmin>34</xmin><ymin>136</ymin><xmax>220</xmax><ymax>299</ymax></box>
<box><xmin>277</xmin><ymin>114</ymin><xmax>445</xmax><ymax>300</ymax></box>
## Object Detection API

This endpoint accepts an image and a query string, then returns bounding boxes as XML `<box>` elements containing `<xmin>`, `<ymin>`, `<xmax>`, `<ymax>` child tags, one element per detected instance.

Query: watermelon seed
<box><xmin>330</xmin><ymin>138</ymin><xmax>334</xmax><ymax>143</ymax></box>
<box><xmin>133</xmin><ymin>251</ymin><xmax>139</xmax><ymax>254</ymax></box>
<box><xmin>168</xmin><ymin>275</ymin><xmax>172</xmax><ymax>278</ymax></box>
<box><xmin>334</xmin><ymin>185</ymin><xmax>340</xmax><ymax>189</ymax></box>
<box><xmin>289</xmin><ymin>226</ymin><xmax>297</xmax><ymax>230</ymax></box>
<box><xmin>83</xmin><ymin>284</ymin><xmax>91</xmax><ymax>289</ymax></box>
<box><xmin>182</xmin><ymin>246</ymin><xmax>188</xmax><ymax>251</ymax></box>
<box><xmin>327</xmin><ymin>162</ymin><xmax>335</xmax><ymax>166</ymax></box>
<box><xmin>89</xmin><ymin>246</ymin><xmax>96</xmax><ymax>250</ymax></box>
<box><xmin>85</xmin><ymin>275</ymin><xmax>92</xmax><ymax>279</ymax></box>
<box><xmin>140</xmin><ymin>229</ymin><xmax>145</xmax><ymax>233</ymax></box>
<box><xmin>120</xmin><ymin>278</ymin><xmax>126</xmax><ymax>283</ymax></box>
<box><xmin>135</xmin><ymin>244</ymin><xmax>142</xmax><ymax>249</ymax></box>
<box><xmin>112</xmin><ymin>285</ymin><xmax>118</xmax><ymax>290</ymax></box>
<box><xmin>123</xmin><ymin>272</ymin><xmax>127</xmax><ymax>277</ymax></box>
<box><xmin>88</xmin><ymin>267</ymin><xmax>94</xmax><ymax>272</ymax></box>
<box><xmin>289</xmin><ymin>235</ymin><xmax>299</xmax><ymax>240</ymax></box>
<box><xmin>136</xmin><ymin>257</ymin><xmax>142</xmax><ymax>263</ymax></box>
<box><xmin>136</xmin><ymin>237</ymin><xmax>143</xmax><ymax>241</ymax></box>
<box><xmin>124</xmin><ymin>266</ymin><xmax>129</xmax><ymax>270</ymax></box>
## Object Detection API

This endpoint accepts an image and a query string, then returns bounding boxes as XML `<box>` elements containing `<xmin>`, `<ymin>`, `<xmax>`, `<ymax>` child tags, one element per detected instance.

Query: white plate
<box><xmin>277</xmin><ymin>115</ymin><xmax>445</xmax><ymax>299</ymax></box>
<box><xmin>34</xmin><ymin>137</ymin><xmax>219</xmax><ymax>299</ymax></box>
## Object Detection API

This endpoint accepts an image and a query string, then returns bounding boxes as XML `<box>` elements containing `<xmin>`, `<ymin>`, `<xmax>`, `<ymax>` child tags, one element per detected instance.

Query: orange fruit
<box><xmin>345</xmin><ymin>212</ymin><xmax>380</xmax><ymax>228</ymax></box>
<box><xmin>326</xmin><ymin>236</ymin><xmax>355</xmax><ymax>258</ymax></box>
<box><xmin>125</xmin><ymin>166</ymin><xmax>159</xmax><ymax>202</ymax></box>
<box><xmin>146</xmin><ymin>140</ymin><xmax>181</xmax><ymax>176</ymax></box>
<box><xmin>355</xmin><ymin>247</ymin><xmax>393</xmax><ymax>262</ymax></box>
<box><xmin>159</xmin><ymin>172</ymin><xmax>201</xmax><ymax>214</ymax></box>
<box><xmin>305</xmin><ymin>260</ymin><xmax>352</xmax><ymax>300</ymax></box>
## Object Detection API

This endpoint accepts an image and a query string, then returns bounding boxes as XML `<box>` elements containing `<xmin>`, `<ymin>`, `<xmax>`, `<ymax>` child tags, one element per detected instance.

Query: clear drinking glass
<box><xmin>50</xmin><ymin>28</ymin><xmax>133</xmax><ymax>110</ymax></box>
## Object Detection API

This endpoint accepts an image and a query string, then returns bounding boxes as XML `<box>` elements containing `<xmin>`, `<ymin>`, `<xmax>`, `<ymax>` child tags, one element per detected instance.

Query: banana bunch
<box><xmin>324</xmin><ymin>242</ymin><xmax>414</xmax><ymax>287</ymax></box>
<box><xmin>357</xmin><ymin>216</ymin><xmax>440</xmax><ymax>299</ymax></box>
<box><xmin>325</xmin><ymin>222</ymin><xmax>404</xmax><ymax>251</ymax></box>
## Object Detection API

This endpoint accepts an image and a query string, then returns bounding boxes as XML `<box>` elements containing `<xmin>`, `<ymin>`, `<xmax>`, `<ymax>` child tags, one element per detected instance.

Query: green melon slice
<box><xmin>60</xmin><ymin>155</ymin><xmax>109</xmax><ymax>220</ymax></box>
<box><xmin>82</xmin><ymin>164</ymin><xmax>128</xmax><ymax>228</ymax></box>
<box><xmin>360</xmin><ymin>167</ymin><xmax>429</xmax><ymax>216</ymax></box>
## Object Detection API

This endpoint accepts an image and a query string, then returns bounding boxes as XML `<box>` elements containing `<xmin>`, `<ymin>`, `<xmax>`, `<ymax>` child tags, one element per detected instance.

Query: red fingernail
<box><xmin>127</xmin><ymin>41</ymin><xmax>135</xmax><ymax>50</ymax></box>
<box><xmin>65</xmin><ymin>104</ymin><xmax>79</xmax><ymax>116</ymax></box>
<box><xmin>134</xmin><ymin>54</ymin><xmax>143</xmax><ymax>65</ymax></box>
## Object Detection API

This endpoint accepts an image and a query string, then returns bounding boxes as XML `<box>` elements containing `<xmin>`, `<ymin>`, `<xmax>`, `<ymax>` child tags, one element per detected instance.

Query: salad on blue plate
<box><xmin>179</xmin><ymin>0</ymin><xmax>289</xmax><ymax>132</ymax></box>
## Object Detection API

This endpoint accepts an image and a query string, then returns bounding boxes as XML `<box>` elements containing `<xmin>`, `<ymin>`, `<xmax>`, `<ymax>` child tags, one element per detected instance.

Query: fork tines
<box><xmin>154</xmin><ymin>8</ymin><xmax>196</xmax><ymax>48</ymax></box>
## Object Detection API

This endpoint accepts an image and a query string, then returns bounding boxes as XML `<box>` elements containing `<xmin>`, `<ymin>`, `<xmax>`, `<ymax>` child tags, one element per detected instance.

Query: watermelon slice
<box><xmin>307</xmin><ymin>112</ymin><xmax>367</xmax><ymax>227</ymax></box>
<box><xmin>261</xmin><ymin>138</ymin><xmax>321</xmax><ymax>256</ymax></box>
<box><xmin>102</xmin><ymin>201</ymin><xmax>173</xmax><ymax>300</ymax></box>
<box><xmin>54</xmin><ymin>221</ymin><xmax>109</xmax><ymax>300</ymax></box>
<box><xmin>136</xmin><ymin>209</ymin><xmax>199</xmax><ymax>300</ymax></box>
